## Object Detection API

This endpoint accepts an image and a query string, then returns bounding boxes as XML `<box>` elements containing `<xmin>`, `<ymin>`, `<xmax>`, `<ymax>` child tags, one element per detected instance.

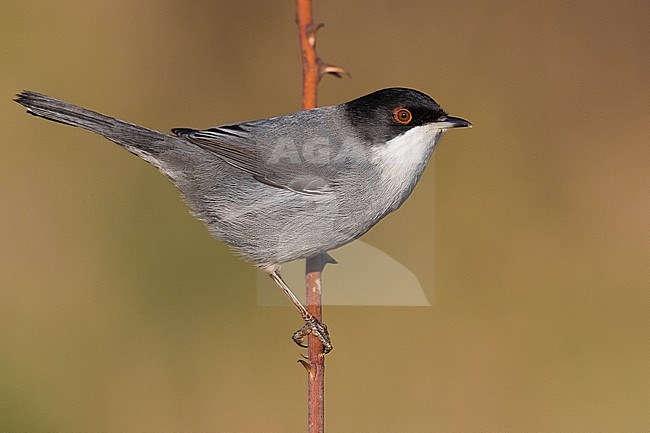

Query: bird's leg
<box><xmin>267</xmin><ymin>269</ymin><xmax>332</xmax><ymax>353</ymax></box>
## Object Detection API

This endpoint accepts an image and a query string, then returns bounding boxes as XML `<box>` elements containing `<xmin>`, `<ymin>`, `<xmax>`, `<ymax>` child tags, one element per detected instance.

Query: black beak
<box><xmin>433</xmin><ymin>116</ymin><xmax>472</xmax><ymax>129</ymax></box>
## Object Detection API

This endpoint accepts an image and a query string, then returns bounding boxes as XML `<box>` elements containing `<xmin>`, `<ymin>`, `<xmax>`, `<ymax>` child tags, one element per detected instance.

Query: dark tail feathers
<box><xmin>15</xmin><ymin>91</ymin><xmax>170</xmax><ymax>157</ymax></box>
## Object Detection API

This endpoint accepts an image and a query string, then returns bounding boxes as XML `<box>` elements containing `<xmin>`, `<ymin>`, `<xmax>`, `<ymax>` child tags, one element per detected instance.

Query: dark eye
<box><xmin>393</xmin><ymin>107</ymin><xmax>412</xmax><ymax>125</ymax></box>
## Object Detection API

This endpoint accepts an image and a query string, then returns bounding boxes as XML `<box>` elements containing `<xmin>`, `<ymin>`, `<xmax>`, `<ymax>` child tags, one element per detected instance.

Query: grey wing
<box><xmin>172</xmin><ymin>121</ymin><xmax>335</xmax><ymax>195</ymax></box>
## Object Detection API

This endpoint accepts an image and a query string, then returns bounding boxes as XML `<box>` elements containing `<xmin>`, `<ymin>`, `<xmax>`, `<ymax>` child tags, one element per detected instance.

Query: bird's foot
<box><xmin>292</xmin><ymin>316</ymin><xmax>332</xmax><ymax>354</ymax></box>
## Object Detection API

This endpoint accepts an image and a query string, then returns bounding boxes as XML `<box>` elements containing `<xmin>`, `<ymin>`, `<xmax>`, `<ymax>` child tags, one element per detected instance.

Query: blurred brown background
<box><xmin>1</xmin><ymin>1</ymin><xmax>648</xmax><ymax>431</ymax></box>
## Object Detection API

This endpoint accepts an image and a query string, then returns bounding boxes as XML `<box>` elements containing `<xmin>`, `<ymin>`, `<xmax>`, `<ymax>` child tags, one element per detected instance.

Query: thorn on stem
<box><xmin>307</xmin><ymin>23</ymin><xmax>325</xmax><ymax>47</ymax></box>
<box><xmin>317</xmin><ymin>60</ymin><xmax>351</xmax><ymax>79</ymax></box>
<box><xmin>298</xmin><ymin>359</ymin><xmax>311</xmax><ymax>372</ymax></box>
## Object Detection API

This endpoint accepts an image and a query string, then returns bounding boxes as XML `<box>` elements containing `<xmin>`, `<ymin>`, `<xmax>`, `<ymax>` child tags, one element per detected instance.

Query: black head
<box><xmin>342</xmin><ymin>87</ymin><xmax>470</xmax><ymax>144</ymax></box>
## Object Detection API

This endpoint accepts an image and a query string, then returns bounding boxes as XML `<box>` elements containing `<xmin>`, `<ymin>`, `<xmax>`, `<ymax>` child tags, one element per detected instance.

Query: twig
<box><xmin>304</xmin><ymin>254</ymin><xmax>325</xmax><ymax>433</ymax></box>
<box><xmin>296</xmin><ymin>0</ymin><xmax>319</xmax><ymax>110</ymax></box>
<box><xmin>296</xmin><ymin>0</ymin><xmax>324</xmax><ymax>427</ymax></box>
<box><xmin>295</xmin><ymin>1</ymin><xmax>348</xmax><ymax>432</ymax></box>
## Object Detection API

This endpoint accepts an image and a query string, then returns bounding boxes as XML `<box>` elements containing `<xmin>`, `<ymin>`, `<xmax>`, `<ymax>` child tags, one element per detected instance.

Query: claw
<box><xmin>292</xmin><ymin>317</ymin><xmax>333</xmax><ymax>353</ymax></box>
<box><xmin>292</xmin><ymin>325</ymin><xmax>310</xmax><ymax>348</ymax></box>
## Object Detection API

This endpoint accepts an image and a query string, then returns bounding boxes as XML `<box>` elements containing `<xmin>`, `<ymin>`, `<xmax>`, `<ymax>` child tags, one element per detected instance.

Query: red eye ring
<box><xmin>393</xmin><ymin>107</ymin><xmax>412</xmax><ymax>125</ymax></box>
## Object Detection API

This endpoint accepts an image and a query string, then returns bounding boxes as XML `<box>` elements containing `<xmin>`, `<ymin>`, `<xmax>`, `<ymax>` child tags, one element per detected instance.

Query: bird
<box><xmin>15</xmin><ymin>88</ymin><xmax>471</xmax><ymax>352</ymax></box>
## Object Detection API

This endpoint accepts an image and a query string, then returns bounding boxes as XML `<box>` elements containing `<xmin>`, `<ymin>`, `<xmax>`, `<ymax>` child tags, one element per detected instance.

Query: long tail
<box><xmin>15</xmin><ymin>90</ymin><xmax>232</xmax><ymax>231</ymax></box>
<box><xmin>15</xmin><ymin>91</ymin><xmax>174</xmax><ymax>162</ymax></box>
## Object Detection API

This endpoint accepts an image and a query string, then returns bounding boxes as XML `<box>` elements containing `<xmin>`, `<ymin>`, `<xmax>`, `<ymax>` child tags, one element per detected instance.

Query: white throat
<box><xmin>370</xmin><ymin>125</ymin><xmax>443</xmax><ymax>209</ymax></box>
